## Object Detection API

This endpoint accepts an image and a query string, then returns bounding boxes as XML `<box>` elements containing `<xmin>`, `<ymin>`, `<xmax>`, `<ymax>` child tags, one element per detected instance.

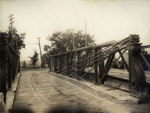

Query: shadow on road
<box><xmin>9</xmin><ymin>106</ymin><xmax>103</xmax><ymax>113</ymax></box>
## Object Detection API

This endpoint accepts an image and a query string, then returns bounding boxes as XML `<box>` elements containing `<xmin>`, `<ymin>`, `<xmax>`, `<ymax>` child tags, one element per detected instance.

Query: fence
<box><xmin>0</xmin><ymin>32</ymin><xmax>20</xmax><ymax>103</ymax></box>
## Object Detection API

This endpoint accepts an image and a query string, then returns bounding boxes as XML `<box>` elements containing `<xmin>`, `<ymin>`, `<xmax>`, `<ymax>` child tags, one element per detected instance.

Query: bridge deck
<box><xmin>108</xmin><ymin>69</ymin><xmax>150</xmax><ymax>83</ymax></box>
<box><xmin>85</xmin><ymin>68</ymin><xmax>150</xmax><ymax>83</ymax></box>
<box><xmin>12</xmin><ymin>69</ymin><xmax>150</xmax><ymax>113</ymax></box>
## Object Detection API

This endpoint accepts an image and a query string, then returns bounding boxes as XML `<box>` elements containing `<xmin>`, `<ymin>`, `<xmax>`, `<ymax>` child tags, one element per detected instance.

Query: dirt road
<box><xmin>12</xmin><ymin>70</ymin><xmax>149</xmax><ymax>113</ymax></box>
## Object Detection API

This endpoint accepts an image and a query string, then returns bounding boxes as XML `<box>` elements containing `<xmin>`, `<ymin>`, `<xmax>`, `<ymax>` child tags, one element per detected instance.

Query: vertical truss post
<box><xmin>128</xmin><ymin>34</ymin><xmax>146</xmax><ymax>96</ymax></box>
<box><xmin>66</xmin><ymin>53</ymin><xmax>69</xmax><ymax>75</ymax></box>
<box><xmin>54</xmin><ymin>56</ymin><xmax>57</xmax><ymax>72</ymax></box>
<box><xmin>52</xmin><ymin>56</ymin><xmax>55</xmax><ymax>72</ymax></box>
<box><xmin>59</xmin><ymin>55</ymin><xmax>61</xmax><ymax>73</ymax></box>
<box><xmin>94</xmin><ymin>48</ymin><xmax>98</xmax><ymax>84</ymax></box>
<box><xmin>50</xmin><ymin>56</ymin><xmax>54</xmax><ymax>72</ymax></box>
<box><xmin>68</xmin><ymin>53</ymin><xmax>71</xmax><ymax>75</ymax></box>
<box><xmin>61</xmin><ymin>55</ymin><xmax>64</xmax><ymax>74</ymax></box>
<box><xmin>61</xmin><ymin>55</ymin><xmax>65</xmax><ymax>75</ymax></box>
<box><xmin>49</xmin><ymin>56</ymin><xmax>52</xmax><ymax>72</ymax></box>
<box><xmin>99</xmin><ymin>48</ymin><xmax>104</xmax><ymax>84</ymax></box>
<box><xmin>86</xmin><ymin>50</ymin><xmax>90</xmax><ymax>66</ymax></box>
<box><xmin>77</xmin><ymin>51</ymin><xmax>81</xmax><ymax>76</ymax></box>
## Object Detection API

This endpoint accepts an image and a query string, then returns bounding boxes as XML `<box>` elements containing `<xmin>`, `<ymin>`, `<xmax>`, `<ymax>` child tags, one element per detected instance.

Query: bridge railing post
<box><xmin>98</xmin><ymin>48</ymin><xmax>104</xmax><ymax>84</ymax></box>
<box><xmin>61</xmin><ymin>55</ymin><xmax>65</xmax><ymax>75</ymax></box>
<box><xmin>128</xmin><ymin>34</ymin><xmax>146</xmax><ymax>96</ymax></box>
<box><xmin>49</xmin><ymin>56</ymin><xmax>51</xmax><ymax>71</ymax></box>
<box><xmin>77</xmin><ymin>51</ymin><xmax>81</xmax><ymax>77</ymax></box>
<box><xmin>53</xmin><ymin>56</ymin><xmax>57</xmax><ymax>72</ymax></box>
<box><xmin>58</xmin><ymin>55</ymin><xmax>61</xmax><ymax>73</ymax></box>
<box><xmin>49</xmin><ymin>56</ymin><xmax>53</xmax><ymax>72</ymax></box>
<box><xmin>94</xmin><ymin>48</ymin><xmax>98</xmax><ymax>84</ymax></box>
<box><xmin>65</xmin><ymin>53</ymin><xmax>69</xmax><ymax>75</ymax></box>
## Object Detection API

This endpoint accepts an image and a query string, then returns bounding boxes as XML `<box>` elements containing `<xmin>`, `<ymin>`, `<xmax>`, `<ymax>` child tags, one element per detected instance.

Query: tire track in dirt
<box><xmin>13</xmin><ymin>70</ymin><xmax>149</xmax><ymax>113</ymax></box>
<box><xmin>30</xmin><ymin>71</ymin><xmax>105</xmax><ymax>113</ymax></box>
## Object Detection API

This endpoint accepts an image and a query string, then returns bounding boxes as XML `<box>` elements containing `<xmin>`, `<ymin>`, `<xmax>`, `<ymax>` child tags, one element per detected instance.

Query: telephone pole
<box><xmin>37</xmin><ymin>37</ymin><xmax>43</xmax><ymax>69</ymax></box>
<box><xmin>67</xmin><ymin>28</ymin><xmax>76</xmax><ymax>50</ymax></box>
<box><xmin>84</xmin><ymin>18</ymin><xmax>87</xmax><ymax>47</ymax></box>
<box><xmin>29</xmin><ymin>38</ymin><xmax>43</xmax><ymax>69</ymax></box>
<box><xmin>8</xmin><ymin>14</ymin><xmax>15</xmax><ymax>46</ymax></box>
<box><xmin>8</xmin><ymin>14</ymin><xmax>14</xmax><ymax>31</ymax></box>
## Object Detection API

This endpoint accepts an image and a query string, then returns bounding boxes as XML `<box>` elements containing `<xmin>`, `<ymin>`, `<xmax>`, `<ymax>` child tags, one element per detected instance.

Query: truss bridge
<box><xmin>50</xmin><ymin>34</ymin><xmax>150</xmax><ymax>96</ymax></box>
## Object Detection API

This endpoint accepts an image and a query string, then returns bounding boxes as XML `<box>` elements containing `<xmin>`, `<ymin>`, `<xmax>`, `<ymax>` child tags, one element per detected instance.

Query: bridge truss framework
<box><xmin>50</xmin><ymin>34</ymin><xmax>150</xmax><ymax>96</ymax></box>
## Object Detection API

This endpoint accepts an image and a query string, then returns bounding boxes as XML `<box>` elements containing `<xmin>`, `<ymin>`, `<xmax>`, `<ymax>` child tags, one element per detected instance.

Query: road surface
<box><xmin>12</xmin><ymin>69</ymin><xmax>150</xmax><ymax>113</ymax></box>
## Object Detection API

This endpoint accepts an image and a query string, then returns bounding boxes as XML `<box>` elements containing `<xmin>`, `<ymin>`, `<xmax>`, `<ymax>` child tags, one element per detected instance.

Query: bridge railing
<box><xmin>50</xmin><ymin>34</ymin><xmax>149</xmax><ymax>96</ymax></box>
<box><xmin>140</xmin><ymin>45</ymin><xmax>150</xmax><ymax>71</ymax></box>
<box><xmin>0</xmin><ymin>32</ymin><xmax>20</xmax><ymax>104</ymax></box>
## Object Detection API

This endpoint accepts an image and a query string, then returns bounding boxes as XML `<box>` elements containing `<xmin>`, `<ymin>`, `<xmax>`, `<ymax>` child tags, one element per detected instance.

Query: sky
<box><xmin>0</xmin><ymin>0</ymin><xmax>150</xmax><ymax>62</ymax></box>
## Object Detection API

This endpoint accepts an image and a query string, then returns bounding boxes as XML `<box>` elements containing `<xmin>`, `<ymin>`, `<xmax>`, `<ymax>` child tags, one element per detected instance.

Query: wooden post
<box><xmin>59</xmin><ymin>55</ymin><xmax>61</xmax><ymax>73</ymax></box>
<box><xmin>77</xmin><ymin>51</ymin><xmax>81</xmax><ymax>76</ymax></box>
<box><xmin>98</xmin><ymin>48</ymin><xmax>104</xmax><ymax>84</ymax></box>
<box><xmin>54</xmin><ymin>57</ymin><xmax>57</xmax><ymax>72</ymax></box>
<box><xmin>65</xmin><ymin>53</ymin><xmax>69</xmax><ymax>75</ymax></box>
<box><xmin>60</xmin><ymin>55</ymin><xmax>65</xmax><ymax>75</ymax></box>
<box><xmin>49</xmin><ymin>56</ymin><xmax>51</xmax><ymax>71</ymax></box>
<box><xmin>51</xmin><ymin>56</ymin><xmax>54</xmax><ymax>72</ymax></box>
<box><xmin>94</xmin><ymin>48</ymin><xmax>98</xmax><ymax>84</ymax></box>
<box><xmin>50</xmin><ymin>56</ymin><xmax>53</xmax><ymax>72</ymax></box>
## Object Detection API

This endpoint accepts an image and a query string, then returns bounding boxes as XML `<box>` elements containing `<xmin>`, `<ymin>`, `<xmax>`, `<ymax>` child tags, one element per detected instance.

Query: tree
<box><xmin>29</xmin><ymin>50</ymin><xmax>39</xmax><ymax>66</ymax></box>
<box><xmin>42</xmin><ymin>52</ymin><xmax>50</xmax><ymax>68</ymax></box>
<box><xmin>17</xmin><ymin>33</ymin><xmax>26</xmax><ymax>50</ymax></box>
<box><xmin>7</xmin><ymin>27</ymin><xmax>26</xmax><ymax>50</ymax></box>
<box><xmin>43</xmin><ymin>30</ymin><xmax>95</xmax><ymax>66</ymax></box>
<box><xmin>45</xmin><ymin>30</ymin><xmax>95</xmax><ymax>54</ymax></box>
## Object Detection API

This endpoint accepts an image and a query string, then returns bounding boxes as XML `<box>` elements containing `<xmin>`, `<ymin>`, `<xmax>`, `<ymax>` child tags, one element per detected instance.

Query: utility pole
<box><xmin>37</xmin><ymin>37</ymin><xmax>43</xmax><ymax>69</ymax></box>
<box><xmin>8</xmin><ymin>14</ymin><xmax>15</xmax><ymax>46</ymax></box>
<box><xmin>67</xmin><ymin>28</ymin><xmax>76</xmax><ymax>50</ymax></box>
<box><xmin>29</xmin><ymin>38</ymin><xmax>43</xmax><ymax>69</ymax></box>
<box><xmin>8</xmin><ymin>14</ymin><xmax>14</xmax><ymax>31</ymax></box>
<box><xmin>84</xmin><ymin>18</ymin><xmax>87</xmax><ymax>47</ymax></box>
